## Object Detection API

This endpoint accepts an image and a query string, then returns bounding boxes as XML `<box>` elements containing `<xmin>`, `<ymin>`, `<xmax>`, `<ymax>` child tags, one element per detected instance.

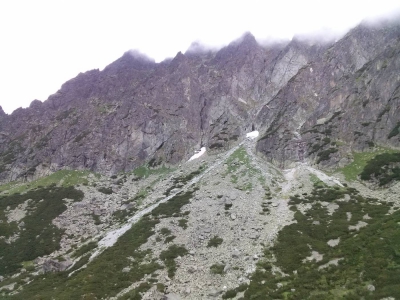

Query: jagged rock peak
<box><xmin>228</xmin><ymin>31</ymin><xmax>259</xmax><ymax>50</ymax></box>
<box><xmin>185</xmin><ymin>41</ymin><xmax>213</xmax><ymax>57</ymax></box>
<box><xmin>213</xmin><ymin>32</ymin><xmax>261</xmax><ymax>62</ymax></box>
<box><xmin>29</xmin><ymin>100</ymin><xmax>43</xmax><ymax>110</ymax></box>
<box><xmin>0</xmin><ymin>105</ymin><xmax>5</xmax><ymax>116</ymax></box>
<box><xmin>103</xmin><ymin>50</ymin><xmax>155</xmax><ymax>73</ymax></box>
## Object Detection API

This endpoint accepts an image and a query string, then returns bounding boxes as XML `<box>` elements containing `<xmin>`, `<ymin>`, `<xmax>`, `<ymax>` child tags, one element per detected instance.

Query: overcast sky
<box><xmin>1</xmin><ymin>0</ymin><xmax>400</xmax><ymax>114</ymax></box>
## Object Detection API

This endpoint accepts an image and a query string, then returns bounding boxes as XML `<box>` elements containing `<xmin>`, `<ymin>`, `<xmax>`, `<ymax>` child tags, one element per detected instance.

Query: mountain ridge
<box><xmin>1</xmin><ymin>19</ymin><xmax>400</xmax><ymax>299</ymax></box>
<box><xmin>0</xmin><ymin>21</ymin><xmax>399</xmax><ymax>183</ymax></box>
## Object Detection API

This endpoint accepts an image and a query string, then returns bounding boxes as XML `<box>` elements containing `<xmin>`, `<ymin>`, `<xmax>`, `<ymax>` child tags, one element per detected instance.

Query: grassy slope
<box><xmin>2</xmin><ymin>189</ymin><xmax>195</xmax><ymax>299</ymax></box>
<box><xmin>337</xmin><ymin>147</ymin><xmax>399</xmax><ymax>181</ymax></box>
<box><xmin>0</xmin><ymin>170</ymin><xmax>98</xmax><ymax>195</ymax></box>
<box><xmin>225</xmin><ymin>184</ymin><xmax>400</xmax><ymax>299</ymax></box>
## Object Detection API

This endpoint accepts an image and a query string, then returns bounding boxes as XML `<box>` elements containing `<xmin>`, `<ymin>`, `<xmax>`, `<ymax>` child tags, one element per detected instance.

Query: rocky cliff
<box><xmin>0</xmin><ymin>20</ymin><xmax>399</xmax><ymax>182</ymax></box>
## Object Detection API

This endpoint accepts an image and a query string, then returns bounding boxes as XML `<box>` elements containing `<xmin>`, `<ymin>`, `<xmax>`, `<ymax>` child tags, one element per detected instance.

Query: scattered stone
<box><xmin>230</xmin><ymin>213</ymin><xmax>237</xmax><ymax>220</ymax></box>
<box><xmin>204</xmin><ymin>227</ymin><xmax>211</xmax><ymax>233</ymax></box>
<box><xmin>312</xmin><ymin>221</ymin><xmax>320</xmax><ymax>225</ymax></box>
<box><xmin>232</xmin><ymin>249</ymin><xmax>240</xmax><ymax>258</ymax></box>
<box><xmin>223</xmin><ymin>264</ymin><xmax>230</xmax><ymax>273</ymax></box>
<box><xmin>43</xmin><ymin>259</ymin><xmax>72</xmax><ymax>273</ymax></box>
<box><xmin>249</xmin><ymin>233</ymin><xmax>259</xmax><ymax>240</ymax></box>
<box><xmin>163</xmin><ymin>293</ymin><xmax>181</xmax><ymax>300</ymax></box>
<box><xmin>367</xmin><ymin>284</ymin><xmax>375</xmax><ymax>292</ymax></box>
<box><xmin>208</xmin><ymin>289</ymin><xmax>222</xmax><ymax>297</ymax></box>
<box><xmin>327</xmin><ymin>238</ymin><xmax>340</xmax><ymax>247</ymax></box>
<box><xmin>363</xmin><ymin>214</ymin><xmax>372</xmax><ymax>220</ymax></box>
<box><xmin>122</xmin><ymin>267</ymin><xmax>131</xmax><ymax>273</ymax></box>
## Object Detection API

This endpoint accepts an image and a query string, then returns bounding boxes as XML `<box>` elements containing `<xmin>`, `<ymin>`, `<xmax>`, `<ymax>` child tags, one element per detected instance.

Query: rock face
<box><xmin>0</xmin><ymin>21</ymin><xmax>400</xmax><ymax>181</ymax></box>
<box><xmin>42</xmin><ymin>259</ymin><xmax>72</xmax><ymax>273</ymax></box>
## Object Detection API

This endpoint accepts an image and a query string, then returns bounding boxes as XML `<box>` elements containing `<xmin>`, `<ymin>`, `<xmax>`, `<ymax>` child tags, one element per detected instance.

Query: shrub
<box><xmin>178</xmin><ymin>219</ymin><xmax>188</xmax><ymax>229</ymax></box>
<box><xmin>160</xmin><ymin>244</ymin><xmax>188</xmax><ymax>278</ymax></box>
<box><xmin>207</xmin><ymin>236</ymin><xmax>223</xmax><ymax>248</ymax></box>
<box><xmin>210</xmin><ymin>263</ymin><xmax>225</xmax><ymax>275</ymax></box>
<box><xmin>97</xmin><ymin>187</ymin><xmax>113</xmax><ymax>194</ymax></box>
<box><xmin>360</xmin><ymin>152</ymin><xmax>400</xmax><ymax>185</ymax></box>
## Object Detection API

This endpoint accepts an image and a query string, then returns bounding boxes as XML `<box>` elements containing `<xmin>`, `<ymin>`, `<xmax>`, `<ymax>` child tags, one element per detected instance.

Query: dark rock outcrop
<box><xmin>0</xmin><ymin>20</ymin><xmax>399</xmax><ymax>181</ymax></box>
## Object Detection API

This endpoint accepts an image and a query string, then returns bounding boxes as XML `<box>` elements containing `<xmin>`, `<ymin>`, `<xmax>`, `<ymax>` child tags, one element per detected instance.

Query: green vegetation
<box><xmin>119</xmin><ymin>282</ymin><xmax>152</xmax><ymax>300</ymax></box>
<box><xmin>160</xmin><ymin>244</ymin><xmax>188</xmax><ymax>278</ymax></box>
<box><xmin>164</xmin><ymin>235</ymin><xmax>176</xmax><ymax>244</ymax></box>
<box><xmin>163</xmin><ymin>165</ymin><xmax>206</xmax><ymax>196</ymax></box>
<box><xmin>210</xmin><ymin>263</ymin><xmax>225</xmax><ymax>275</ymax></box>
<box><xmin>0</xmin><ymin>186</ymin><xmax>84</xmax><ymax>275</ymax></box>
<box><xmin>131</xmin><ymin>164</ymin><xmax>172</xmax><ymax>179</ymax></box>
<box><xmin>160</xmin><ymin>227</ymin><xmax>172</xmax><ymax>236</ymax></box>
<box><xmin>244</xmin><ymin>184</ymin><xmax>400</xmax><ymax>299</ymax></box>
<box><xmin>360</xmin><ymin>152</ymin><xmax>400</xmax><ymax>186</ymax></box>
<box><xmin>97</xmin><ymin>187</ymin><xmax>113</xmax><ymax>194</ymax></box>
<box><xmin>376</xmin><ymin>105</ymin><xmax>390</xmax><ymax>122</ymax></box>
<box><xmin>224</xmin><ymin>147</ymin><xmax>264</xmax><ymax>189</ymax></box>
<box><xmin>130</xmin><ymin>187</ymin><xmax>151</xmax><ymax>205</ymax></box>
<box><xmin>0</xmin><ymin>170</ymin><xmax>96</xmax><ymax>195</ymax></box>
<box><xmin>178</xmin><ymin>218</ymin><xmax>188</xmax><ymax>229</ymax></box>
<box><xmin>316</xmin><ymin>147</ymin><xmax>338</xmax><ymax>163</ymax></box>
<box><xmin>2</xmin><ymin>189</ymin><xmax>197</xmax><ymax>299</ymax></box>
<box><xmin>388</xmin><ymin>122</ymin><xmax>400</xmax><ymax>139</ymax></box>
<box><xmin>337</xmin><ymin>147</ymin><xmax>398</xmax><ymax>181</ymax></box>
<box><xmin>207</xmin><ymin>236</ymin><xmax>223</xmax><ymax>248</ymax></box>
<box><xmin>222</xmin><ymin>284</ymin><xmax>248</xmax><ymax>299</ymax></box>
<box><xmin>71</xmin><ymin>241</ymin><xmax>97</xmax><ymax>258</ymax></box>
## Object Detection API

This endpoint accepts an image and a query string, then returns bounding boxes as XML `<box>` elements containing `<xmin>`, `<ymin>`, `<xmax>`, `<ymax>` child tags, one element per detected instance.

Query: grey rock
<box><xmin>208</xmin><ymin>289</ymin><xmax>222</xmax><ymax>297</ymax></box>
<box><xmin>367</xmin><ymin>284</ymin><xmax>375</xmax><ymax>292</ymax></box>
<box><xmin>223</xmin><ymin>264</ymin><xmax>230</xmax><ymax>273</ymax></box>
<box><xmin>188</xmin><ymin>266</ymin><xmax>197</xmax><ymax>273</ymax></box>
<box><xmin>232</xmin><ymin>249</ymin><xmax>241</xmax><ymax>258</ymax></box>
<box><xmin>204</xmin><ymin>227</ymin><xmax>211</xmax><ymax>233</ymax></box>
<box><xmin>163</xmin><ymin>293</ymin><xmax>181</xmax><ymax>300</ymax></box>
<box><xmin>43</xmin><ymin>259</ymin><xmax>72</xmax><ymax>273</ymax></box>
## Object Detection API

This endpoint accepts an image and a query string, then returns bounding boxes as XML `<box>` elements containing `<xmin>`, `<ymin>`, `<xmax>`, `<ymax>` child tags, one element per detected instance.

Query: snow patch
<box><xmin>188</xmin><ymin>147</ymin><xmax>206</xmax><ymax>161</ymax></box>
<box><xmin>246</xmin><ymin>131</ymin><xmax>259</xmax><ymax>139</ymax></box>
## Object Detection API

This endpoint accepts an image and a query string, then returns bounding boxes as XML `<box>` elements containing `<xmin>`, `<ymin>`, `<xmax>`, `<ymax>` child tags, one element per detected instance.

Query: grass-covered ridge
<box><xmin>131</xmin><ymin>164</ymin><xmax>173</xmax><ymax>179</ymax></box>
<box><xmin>0</xmin><ymin>170</ymin><xmax>98</xmax><ymax>195</ymax></box>
<box><xmin>224</xmin><ymin>147</ymin><xmax>265</xmax><ymax>190</ymax></box>
<box><xmin>243</xmin><ymin>184</ymin><xmax>400</xmax><ymax>299</ymax></box>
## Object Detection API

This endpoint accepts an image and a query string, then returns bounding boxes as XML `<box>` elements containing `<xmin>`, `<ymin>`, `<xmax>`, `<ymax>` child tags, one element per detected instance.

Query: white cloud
<box><xmin>0</xmin><ymin>0</ymin><xmax>399</xmax><ymax>113</ymax></box>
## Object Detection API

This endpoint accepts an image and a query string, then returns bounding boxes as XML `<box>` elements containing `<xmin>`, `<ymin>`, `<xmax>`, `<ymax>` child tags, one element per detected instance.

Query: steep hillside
<box><xmin>0</xmin><ymin>131</ymin><xmax>400</xmax><ymax>299</ymax></box>
<box><xmin>1</xmin><ymin>18</ymin><xmax>400</xmax><ymax>300</ymax></box>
